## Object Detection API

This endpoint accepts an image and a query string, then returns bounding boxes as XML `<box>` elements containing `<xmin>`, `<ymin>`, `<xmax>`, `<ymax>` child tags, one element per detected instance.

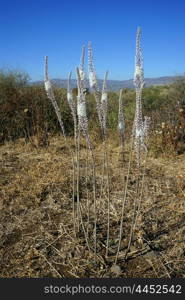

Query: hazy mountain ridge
<box><xmin>33</xmin><ymin>75</ymin><xmax>184</xmax><ymax>91</ymax></box>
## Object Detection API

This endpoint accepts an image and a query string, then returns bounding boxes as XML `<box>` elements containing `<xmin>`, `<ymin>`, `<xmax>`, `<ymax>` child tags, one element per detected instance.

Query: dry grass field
<box><xmin>0</xmin><ymin>135</ymin><xmax>184</xmax><ymax>278</ymax></box>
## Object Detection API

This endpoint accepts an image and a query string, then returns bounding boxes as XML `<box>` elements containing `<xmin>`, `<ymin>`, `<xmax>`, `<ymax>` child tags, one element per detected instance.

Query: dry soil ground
<box><xmin>0</xmin><ymin>136</ymin><xmax>185</xmax><ymax>277</ymax></box>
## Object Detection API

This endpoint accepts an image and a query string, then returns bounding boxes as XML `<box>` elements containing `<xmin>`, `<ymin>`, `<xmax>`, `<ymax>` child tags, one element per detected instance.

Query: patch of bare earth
<box><xmin>0</xmin><ymin>137</ymin><xmax>184</xmax><ymax>277</ymax></box>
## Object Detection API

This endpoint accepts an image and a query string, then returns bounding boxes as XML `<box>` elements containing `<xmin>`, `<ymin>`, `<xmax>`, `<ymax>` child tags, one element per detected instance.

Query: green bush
<box><xmin>0</xmin><ymin>71</ymin><xmax>73</xmax><ymax>143</ymax></box>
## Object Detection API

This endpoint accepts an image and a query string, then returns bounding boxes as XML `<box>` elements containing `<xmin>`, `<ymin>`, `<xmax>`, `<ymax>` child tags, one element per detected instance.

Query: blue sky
<box><xmin>0</xmin><ymin>0</ymin><xmax>184</xmax><ymax>81</ymax></box>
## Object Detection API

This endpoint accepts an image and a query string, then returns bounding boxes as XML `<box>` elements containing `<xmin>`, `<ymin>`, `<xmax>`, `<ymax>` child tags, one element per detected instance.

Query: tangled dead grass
<box><xmin>0</xmin><ymin>136</ymin><xmax>185</xmax><ymax>278</ymax></box>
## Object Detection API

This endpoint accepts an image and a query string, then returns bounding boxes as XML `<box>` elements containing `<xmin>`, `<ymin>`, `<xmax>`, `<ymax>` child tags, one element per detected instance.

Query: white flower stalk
<box><xmin>79</xmin><ymin>45</ymin><xmax>87</xmax><ymax>92</ymax></box>
<box><xmin>88</xmin><ymin>42</ymin><xmax>98</xmax><ymax>89</ymax></box>
<box><xmin>133</xmin><ymin>29</ymin><xmax>150</xmax><ymax>157</ymax></box>
<box><xmin>88</xmin><ymin>71</ymin><xmax>94</xmax><ymax>87</ymax></box>
<box><xmin>76</xmin><ymin>68</ymin><xmax>87</xmax><ymax>120</ymax></box>
<box><xmin>124</xmin><ymin>28</ymin><xmax>148</xmax><ymax>259</ymax></box>
<box><xmin>89</xmin><ymin>71</ymin><xmax>97</xmax><ymax>89</ymax></box>
<box><xmin>67</xmin><ymin>90</ymin><xmax>73</xmax><ymax>107</ymax></box>
<box><xmin>44</xmin><ymin>56</ymin><xmax>65</xmax><ymax>137</ymax></box>
<box><xmin>134</xmin><ymin>66</ymin><xmax>144</xmax><ymax>83</ymax></box>
<box><xmin>114</xmin><ymin>89</ymin><xmax>126</xmax><ymax>263</ymax></box>
<box><xmin>76</xmin><ymin>67</ymin><xmax>91</xmax><ymax>148</ymax></box>
<box><xmin>101</xmin><ymin>92</ymin><xmax>108</xmax><ymax>102</ymax></box>
<box><xmin>67</xmin><ymin>71</ymin><xmax>73</xmax><ymax>105</ymax></box>
<box><xmin>79</xmin><ymin>46</ymin><xmax>85</xmax><ymax>78</ymax></box>
<box><xmin>77</xmin><ymin>67</ymin><xmax>97</xmax><ymax>254</ymax></box>
<box><xmin>44</xmin><ymin>80</ymin><xmax>53</xmax><ymax>98</ymax></box>
<box><xmin>133</xmin><ymin>27</ymin><xmax>144</xmax><ymax>134</ymax></box>
<box><xmin>125</xmin><ymin>30</ymin><xmax>151</xmax><ymax>257</ymax></box>
<box><xmin>77</xmin><ymin>98</ymin><xmax>86</xmax><ymax>119</ymax></box>
<box><xmin>67</xmin><ymin>71</ymin><xmax>76</xmax><ymax>122</ymax></box>
<box><xmin>101</xmin><ymin>71</ymin><xmax>109</xmax><ymax>134</ymax></box>
<box><xmin>67</xmin><ymin>70</ymin><xmax>78</xmax><ymax>236</ymax></box>
<box><xmin>132</xmin><ymin>28</ymin><xmax>146</xmax><ymax>165</ymax></box>
<box><xmin>118</xmin><ymin>89</ymin><xmax>125</xmax><ymax>134</ymax></box>
<box><xmin>135</xmin><ymin>128</ymin><xmax>143</xmax><ymax>138</ymax></box>
<box><xmin>79</xmin><ymin>68</ymin><xmax>85</xmax><ymax>81</ymax></box>
<box><xmin>134</xmin><ymin>27</ymin><xmax>145</xmax><ymax>90</ymax></box>
<box><xmin>88</xmin><ymin>41</ymin><xmax>103</xmax><ymax>130</ymax></box>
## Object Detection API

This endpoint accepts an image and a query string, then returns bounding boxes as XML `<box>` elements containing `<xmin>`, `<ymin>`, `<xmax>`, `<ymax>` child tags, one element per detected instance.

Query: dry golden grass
<box><xmin>0</xmin><ymin>136</ymin><xmax>185</xmax><ymax>278</ymax></box>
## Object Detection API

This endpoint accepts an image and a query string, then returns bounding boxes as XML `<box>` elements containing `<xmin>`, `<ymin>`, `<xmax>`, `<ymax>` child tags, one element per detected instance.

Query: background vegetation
<box><xmin>0</xmin><ymin>70</ymin><xmax>185</xmax><ymax>154</ymax></box>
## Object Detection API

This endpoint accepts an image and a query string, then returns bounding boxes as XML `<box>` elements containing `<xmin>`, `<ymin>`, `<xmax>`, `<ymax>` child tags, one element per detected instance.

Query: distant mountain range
<box><xmin>33</xmin><ymin>75</ymin><xmax>184</xmax><ymax>91</ymax></box>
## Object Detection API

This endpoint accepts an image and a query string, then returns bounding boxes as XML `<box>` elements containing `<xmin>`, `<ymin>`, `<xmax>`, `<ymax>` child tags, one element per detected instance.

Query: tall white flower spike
<box><xmin>67</xmin><ymin>71</ymin><xmax>73</xmax><ymax>105</ymax></box>
<box><xmin>79</xmin><ymin>46</ymin><xmax>85</xmax><ymax>77</ymax></box>
<box><xmin>44</xmin><ymin>56</ymin><xmax>65</xmax><ymax>137</ymax></box>
<box><xmin>88</xmin><ymin>42</ymin><xmax>98</xmax><ymax>89</ymax></box>
<box><xmin>118</xmin><ymin>89</ymin><xmax>125</xmax><ymax>133</ymax></box>
<box><xmin>134</xmin><ymin>27</ymin><xmax>145</xmax><ymax>91</ymax></box>
<box><xmin>101</xmin><ymin>71</ymin><xmax>109</xmax><ymax>135</ymax></box>
<box><xmin>88</xmin><ymin>42</ymin><xmax>103</xmax><ymax>131</ymax></box>
<box><xmin>67</xmin><ymin>71</ymin><xmax>77</xmax><ymax>123</ymax></box>
<box><xmin>77</xmin><ymin>68</ymin><xmax>88</xmax><ymax>126</ymax></box>
<box><xmin>79</xmin><ymin>45</ymin><xmax>87</xmax><ymax>91</ymax></box>
<box><xmin>133</xmin><ymin>28</ymin><xmax>149</xmax><ymax>165</ymax></box>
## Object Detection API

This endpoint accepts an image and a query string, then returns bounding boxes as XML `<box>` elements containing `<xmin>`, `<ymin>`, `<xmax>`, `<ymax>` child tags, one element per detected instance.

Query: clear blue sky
<box><xmin>0</xmin><ymin>0</ymin><xmax>184</xmax><ymax>81</ymax></box>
